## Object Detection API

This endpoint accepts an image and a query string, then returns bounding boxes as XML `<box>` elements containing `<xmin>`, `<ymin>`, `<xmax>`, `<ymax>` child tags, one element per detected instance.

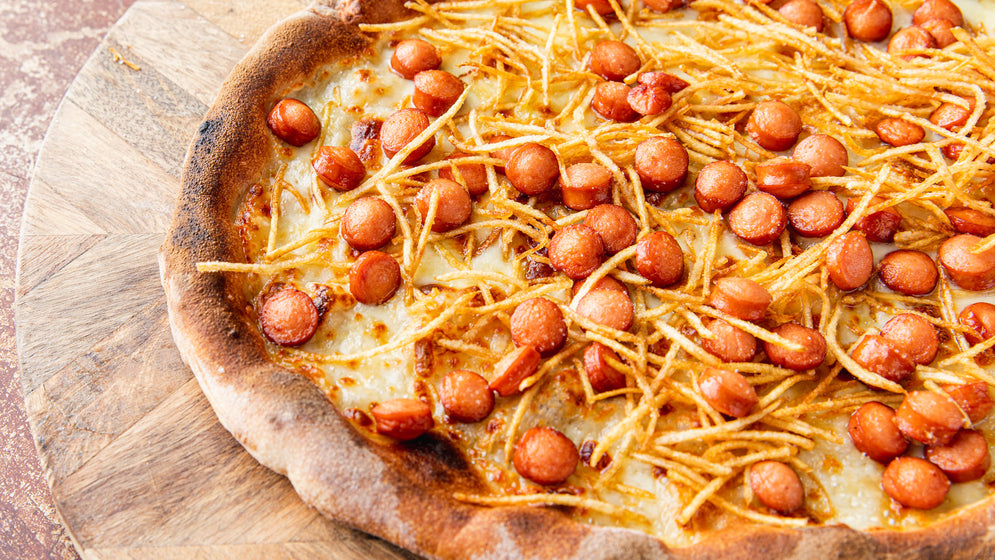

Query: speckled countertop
<box><xmin>1</xmin><ymin>1</ymin><xmax>136</xmax><ymax>558</ymax></box>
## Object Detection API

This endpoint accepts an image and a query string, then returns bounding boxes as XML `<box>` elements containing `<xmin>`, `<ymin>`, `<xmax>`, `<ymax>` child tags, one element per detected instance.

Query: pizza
<box><xmin>159</xmin><ymin>0</ymin><xmax>995</xmax><ymax>557</ymax></box>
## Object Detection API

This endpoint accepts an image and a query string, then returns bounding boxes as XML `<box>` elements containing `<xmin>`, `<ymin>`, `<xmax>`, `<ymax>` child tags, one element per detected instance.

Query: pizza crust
<box><xmin>159</xmin><ymin>1</ymin><xmax>995</xmax><ymax>557</ymax></box>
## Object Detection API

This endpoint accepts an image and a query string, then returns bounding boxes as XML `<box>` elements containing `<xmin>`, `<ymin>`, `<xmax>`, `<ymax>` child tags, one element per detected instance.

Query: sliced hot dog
<box><xmin>510</xmin><ymin>297</ymin><xmax>567</xmax><ymax>356</ymax></box>
<box><xmin>702</xmin><ymin>318</ymin><xmax>758</xmax><ymax>363</ymax></box>
<box><xmin>372</xmin><ymin>398</ymin><xmax>434</xmax><ymax>440</ymax></box>
<box><xmin>938</xmin><ymin>234</ymin><xmax>995</xmax><ymax>291</ymax></box>
<box><xmin>699</xmin><ymin>368</ymin><xmax>757</xmax><ymax>418</ymax></box>
<box><xmin>441</xmin><ymin>370</ymin><xmax>495</xmax><ymax>423</ymax></box>
<box><xmin>549</xmin><ymin>224</ymin><xmax>605</xmax><ymax>280</ymax></box>
<box><xmin>709</xmin><ymin>277</ymin><xmax>771</xmax><ymax>322</ymax></box>
<box><xmin>926</xmin><ymin>429</ymin><xmax>991</xmax><ymax>483</ymax></box>
<box><xmin>584</xmin><ymin>343</ymin><xmax>626</xmax><ymax>393</ymax></box>
<box><xmin>577</xmin><ymin>288</ymin><xmax>634</xmax><ymax>331</ymax></box>
<box><xmin>765</xmin><ymin>323</ymin><xmax>826</xmax><ymax>371</ymax></box>
<box><xmin>826</xmin><ymin>231</ymin><xmax>873</xmax><ymax>291</ymax></box>
<box><xmin>489</xmin><ymin>346</ymin><xmax>542</xmax><ymax>397</ymax></box>
<box><xmin>882</xmin><ymin>457</ymin><xmax>950</xmax><ymax>510</ymax></box>
<box><xmin>260</xmin><ymin>288</ymin><xmax>319</xmax><ymax>347</ymax></box>
<box><xmin>513</xmin><ymin>427</ymin><xmax>579</xmax><ymax>485</ymax></box>
<box><xmin>635</xmin><ymin>231</ymin><xmax>684</xmax><ymax>288</ymax></box>
<box><xmin>848</xmin><ymin>402</ymin><xmax>908</xmax><ymax>463</ymax></box>
<box><xmin>895</xmin><ymin>390</ymin><xmax>967</xmax><ymax>446</ymax></box>
<box><xmin>880</xmin><ymin>314</ymin><xmax>939</xmax><ymax>366</ymax></box>
<box><xmin>849</xmin><ymin>334</ymin><xmax>916</xmax><ymax>384</ymax></box>
<box><xmin>349</xmin><ymin>251</ymin><xmax>401</xmax><ymax>305</ymax></box>
<box><xmin>750</xmin><ymin>461</ymin><xmax>804</xmax><ymax>513</ymax></box>
<box><xmin>943</xmin><ymin>382</ymin><xmax>995</xmax><ymax>423</ymax></box>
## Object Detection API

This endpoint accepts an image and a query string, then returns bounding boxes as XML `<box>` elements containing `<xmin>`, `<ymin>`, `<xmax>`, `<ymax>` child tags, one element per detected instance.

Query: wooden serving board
<box><xmin>16</xmin><ymin>1</ymin><xmax>420</xmax><ymax>558</ymax></box>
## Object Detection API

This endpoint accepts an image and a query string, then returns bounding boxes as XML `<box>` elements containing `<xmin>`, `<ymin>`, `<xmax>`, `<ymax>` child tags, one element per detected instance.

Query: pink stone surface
<box><xmin>1</xmin><ymin>1</ymin><xmax>137</xmax><ymax>558</ymax></box>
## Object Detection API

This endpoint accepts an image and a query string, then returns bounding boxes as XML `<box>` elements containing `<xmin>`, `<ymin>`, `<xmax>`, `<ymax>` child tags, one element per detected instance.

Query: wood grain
<box><xmin>16</xmin><ymin>1</ymin><xmax>420</xmax><ymax>558</ymax></box>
